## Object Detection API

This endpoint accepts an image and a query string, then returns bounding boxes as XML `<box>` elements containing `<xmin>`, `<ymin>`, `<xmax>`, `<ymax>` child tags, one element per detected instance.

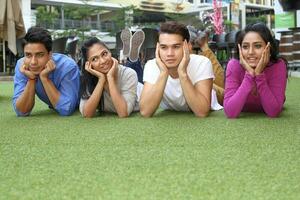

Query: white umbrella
<box><xmin>0</xmin><ymin>0</ymin><xmax>26</xmax><ymax>73</ymax></box>
<box><xmin>109</xmin><ymin>0</ymin><xmax>192</xmax><ymax>13</ymax></box>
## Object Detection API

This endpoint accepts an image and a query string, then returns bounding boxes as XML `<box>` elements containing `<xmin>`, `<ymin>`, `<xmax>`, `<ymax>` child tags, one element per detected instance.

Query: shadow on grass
<box><xmin>30</xmin><ymin>109</ymin><xmax>81</xmax><ymax>118</ymax></box>
<box><xmin>29</xmin><ymin>109</ymin><xmax>59</xmax><ymax>118</ymax></box>
<box><xmin>154</xmin><ymin>110</ymin><xmax>194</xmax><ymax>118</ymax></box>
<box><xmin>154</xmin><ymin>109</ymin><xmax>228</xmax><ymax>119</ymax></box>
<box><xmin>0</xmin><ymin>95</ymin><xmax>11</xmax><ymax>102</ymax></box>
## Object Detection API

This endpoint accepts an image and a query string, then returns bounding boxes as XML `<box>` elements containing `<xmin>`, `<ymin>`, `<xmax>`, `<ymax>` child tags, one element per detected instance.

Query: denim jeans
<box><xmin>125</xmin><ymin>58</ymin><xmax>143</xmax><ymax>84</ymax></box>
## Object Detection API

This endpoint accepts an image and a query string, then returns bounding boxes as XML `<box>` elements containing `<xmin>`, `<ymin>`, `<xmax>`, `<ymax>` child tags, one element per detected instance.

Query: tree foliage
<box><xmin>36</xmin><ymin>6</ymin><xmax>59</xmax><ymax>25</ymax></box>
<box><xmin>63</xmin><ymin>4</ymin><xmax>99</xmax><ymax>20</ymax></box>
<box><xmin>165</xmin><ymin>13</ymin><xmax>203</xmax><ymax>30</ymax></box>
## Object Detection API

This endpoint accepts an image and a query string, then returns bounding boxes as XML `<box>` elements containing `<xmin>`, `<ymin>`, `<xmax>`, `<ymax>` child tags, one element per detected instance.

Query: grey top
<box><xmin>79</xmin><ymin>65</ymin><xmax>139</xmax><ymax>115</ymax></box>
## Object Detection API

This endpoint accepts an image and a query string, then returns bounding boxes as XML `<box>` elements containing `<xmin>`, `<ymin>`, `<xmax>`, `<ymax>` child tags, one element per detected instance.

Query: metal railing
<box><xmin>36</xmin><ymin>19</ymin><xmax>116</xmax><ymax>32</ymax></box>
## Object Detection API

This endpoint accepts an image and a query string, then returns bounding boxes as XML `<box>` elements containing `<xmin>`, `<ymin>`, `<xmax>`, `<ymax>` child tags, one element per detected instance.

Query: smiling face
<box><xmin>87</xmin><ymin>43</ymin><xmax>113</xmax><ymax>74</ymax></box>
<box><xmin>24</xmin><ymin>43</ymin><xmax>51</xmax><ymax>75</ymax></box>
<box><xmin>241</xmin><ymin>31</ymin><xmax>267</xmax><ymax>68</ymax></box>
<box><xmin>158</xmin><ymin>33</ymin><xmax>184</xmax><ymax>69</ymax></box>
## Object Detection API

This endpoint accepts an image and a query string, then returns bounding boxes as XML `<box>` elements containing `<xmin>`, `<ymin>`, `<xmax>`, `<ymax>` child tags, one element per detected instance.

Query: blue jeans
<box><xmin>125</xmin><ymin>58</ymin><xmax>143</xmax><ymax>84</ymax></box>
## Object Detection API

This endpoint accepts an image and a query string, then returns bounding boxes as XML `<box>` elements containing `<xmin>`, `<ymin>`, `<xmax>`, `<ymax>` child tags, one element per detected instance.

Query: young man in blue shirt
<box><xmin>13</xmin><ymin>27</ymin><xmax>80</xmax><ymax>116</ymax></box>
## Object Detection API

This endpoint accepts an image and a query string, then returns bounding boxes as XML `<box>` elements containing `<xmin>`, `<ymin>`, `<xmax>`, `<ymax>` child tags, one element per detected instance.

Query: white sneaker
<box><xmin>129</xmin><ymin>30</ymin><xmax>145</xmax><ymax>62</ymax></box>
<box><xmin>120</xmin><ymin>28</ymin><xmax>132</xmax><ymax>57</ymax></box>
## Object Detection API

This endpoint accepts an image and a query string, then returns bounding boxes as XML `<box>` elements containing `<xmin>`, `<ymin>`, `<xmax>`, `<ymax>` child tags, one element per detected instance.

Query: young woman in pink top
<box><xmin>224</xmin><ymin>23</ymin><xmax>287</xmax><ymax>118</ymax></box>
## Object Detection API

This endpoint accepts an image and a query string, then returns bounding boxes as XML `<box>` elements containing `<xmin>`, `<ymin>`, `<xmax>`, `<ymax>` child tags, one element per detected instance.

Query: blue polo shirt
<box><xmin>13</xmin><ymin>53</ymin><xmax>80</xmax><ymax>116</ymax></box>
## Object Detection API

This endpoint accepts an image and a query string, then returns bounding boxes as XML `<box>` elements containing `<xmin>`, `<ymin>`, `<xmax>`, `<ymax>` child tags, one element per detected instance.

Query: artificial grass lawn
<box><xmin>0</xmin><ymin>78</ymin><xmax>299</xmax><ymax>199</ymax></box>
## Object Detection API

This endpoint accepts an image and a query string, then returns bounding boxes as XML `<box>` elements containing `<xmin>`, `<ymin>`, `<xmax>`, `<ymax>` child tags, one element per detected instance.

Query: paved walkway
<box><xmin>290</xmin><ymin>71</ymin><xmax>300</xmax><ymax>78</ymax></box>
<box><xmin>0</xmin><ymin>76</ymin><xmax>13</xmax><ymax>81</ymax></box>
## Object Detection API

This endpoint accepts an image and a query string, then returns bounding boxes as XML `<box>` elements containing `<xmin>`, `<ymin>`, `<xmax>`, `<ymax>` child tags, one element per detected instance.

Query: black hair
<box><xmin>236</xmin><ymin>23</ymin><xmax>279</xmax><ymax>62</ymax></box>
<box><xmin>80</xmin><ymin>37</ymin><xmax>110</xmax><ymax>112</ymax></box>
<box><xmin>159</xmin><ymin>21</ymin><xmax>190</xmax><ymax>42</ymax></box>
<box><xmin>22</xmin><ymin>26</ymin><xmax>52</xmax><ymax>52</ymax></box>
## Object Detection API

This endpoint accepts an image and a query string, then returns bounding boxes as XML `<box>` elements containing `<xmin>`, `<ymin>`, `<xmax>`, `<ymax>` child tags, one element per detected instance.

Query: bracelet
<box><xmin>28</xmin><ymin>77</ymin><xmax>37</xmax><ymax>81</ymax></box>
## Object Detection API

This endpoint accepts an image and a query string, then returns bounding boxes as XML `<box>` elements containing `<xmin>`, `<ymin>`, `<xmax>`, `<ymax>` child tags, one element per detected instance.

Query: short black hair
<box><xmin>159</xmin><ymin>21</ymin><xmax>190</xmax><ymax>42</ymax></box>
<box><xmin>23</xmin><ymin>26</ymin><xmax>52</xmax><ymax>52</ymax></box>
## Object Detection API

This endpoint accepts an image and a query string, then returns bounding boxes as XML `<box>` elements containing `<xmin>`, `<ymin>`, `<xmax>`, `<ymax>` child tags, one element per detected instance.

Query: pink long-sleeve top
<box><xmin>224</xmin><ymin>58</ymin><xmax>287</xmax><ymax>118</ymax></box>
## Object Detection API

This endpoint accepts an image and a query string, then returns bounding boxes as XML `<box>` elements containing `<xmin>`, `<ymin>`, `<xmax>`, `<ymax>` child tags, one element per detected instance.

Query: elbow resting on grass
<box><xmin>139</xmin><ymin>107</ymin><xmax>154</xmax><ymax>118</ymax></box>
<box><xmin>193</xmin><ymin>108</ymin><xmax>210</xmax><ymax>118</ymax></box>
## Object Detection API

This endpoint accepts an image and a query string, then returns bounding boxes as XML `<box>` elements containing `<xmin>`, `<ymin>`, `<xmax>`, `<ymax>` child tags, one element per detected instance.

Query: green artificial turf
<box><xmin>0</xmin><ymin>78</ymin><xmax>299</xmax><ymax>199</ymax></box>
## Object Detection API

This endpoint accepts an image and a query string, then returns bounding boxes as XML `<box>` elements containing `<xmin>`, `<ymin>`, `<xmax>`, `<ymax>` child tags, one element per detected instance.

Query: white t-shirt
<box><xmin>80</xmin><ymin>65</ymin><xmax>140</xmax><ymax>115</ymax></box>
<box><xmin>143</xmin><ymin>54</ymin><xmax>221</xmax><ymax>111</ymax></box>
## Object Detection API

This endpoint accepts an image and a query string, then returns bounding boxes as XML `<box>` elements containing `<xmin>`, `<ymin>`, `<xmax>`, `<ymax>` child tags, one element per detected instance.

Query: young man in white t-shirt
<box><xmin>139</xmin><ymin>21</ymin><xmax>215</xmax><ymax>117</ymax></box>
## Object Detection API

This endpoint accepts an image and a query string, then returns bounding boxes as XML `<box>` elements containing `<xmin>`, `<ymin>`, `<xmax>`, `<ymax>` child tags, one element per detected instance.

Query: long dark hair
<box><xmin>236</xmin><ymin>23</ymin><xmax>279</xmax><ymax>63</ymax></box>
<box><xmin>80</xmin><ymin>37</ymin><xmax>110</xmax><ymax>111</ymax></box>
